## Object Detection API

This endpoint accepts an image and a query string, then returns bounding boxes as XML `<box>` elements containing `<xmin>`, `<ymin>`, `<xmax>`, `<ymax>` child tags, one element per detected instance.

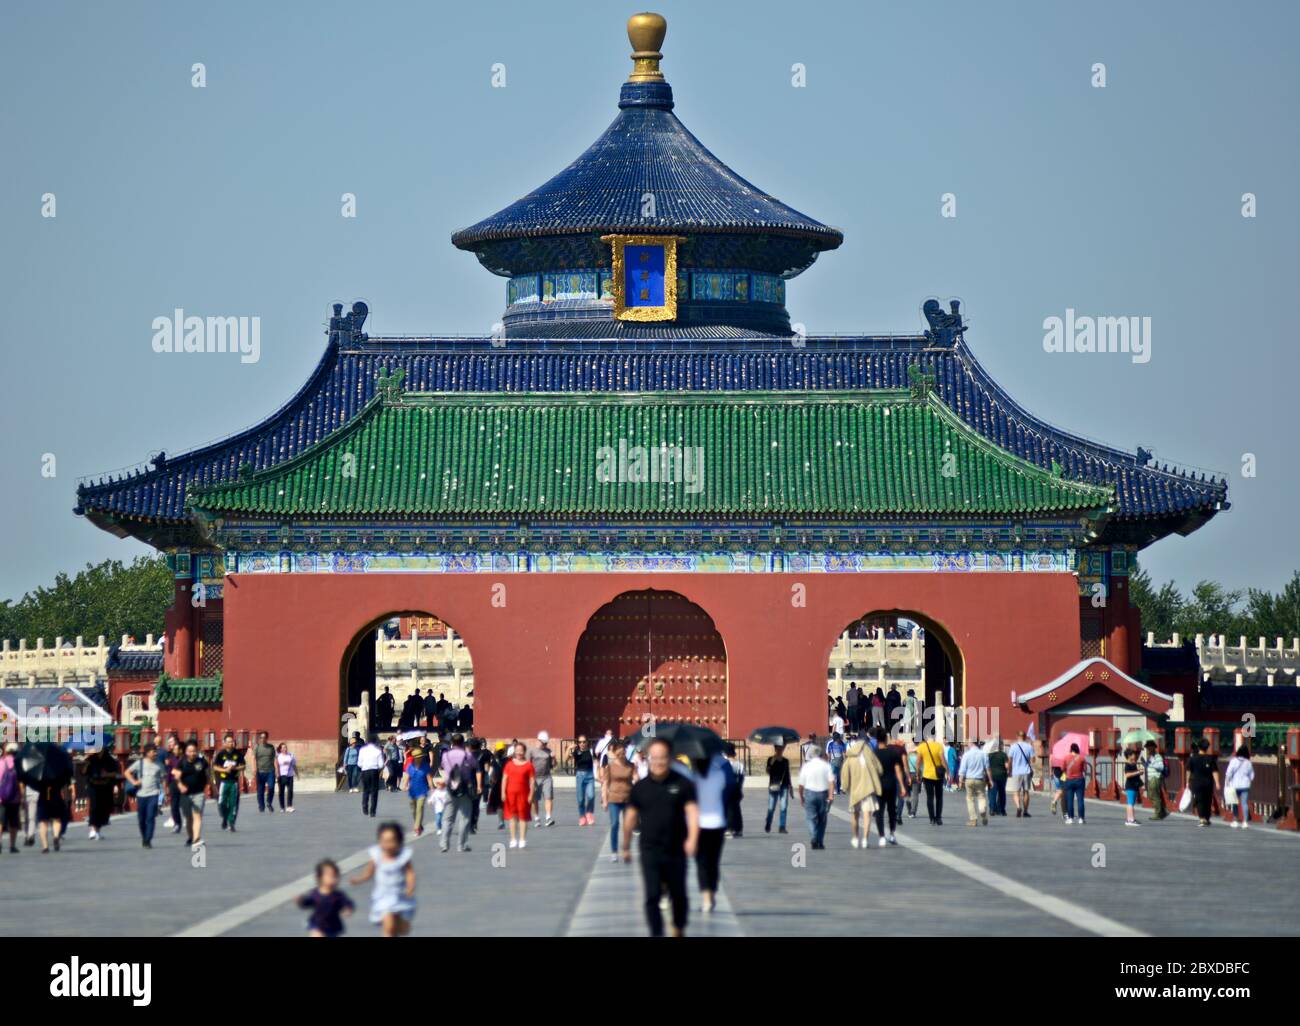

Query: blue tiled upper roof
<box><xmin>75</xmin><ymin>331</ymin><xmax>1227</xmax><ymax>531</ymax></box>
<box><xmin>451</xmin><ymin>81</ymin><xmax>843</xmax><ymax>275</ymax></box>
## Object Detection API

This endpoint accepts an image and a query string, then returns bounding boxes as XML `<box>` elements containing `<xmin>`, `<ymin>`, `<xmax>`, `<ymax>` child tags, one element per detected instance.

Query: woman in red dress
<box><xmin>501</xmin><ymin>743</ymin><xmax>536</xmax><ymax>850</ymax></box>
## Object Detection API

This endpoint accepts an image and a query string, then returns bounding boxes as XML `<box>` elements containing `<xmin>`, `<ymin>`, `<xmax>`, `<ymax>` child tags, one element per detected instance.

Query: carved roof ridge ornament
<box><xmin>922</xmin><ymin>298</ymin><xmax>966</xmax><ymax>344</ymax></box>
<box><xmin>376</xmin><ymin>367</ymin><xmax>407</xmax><ymax>404</ymax></box>
<box><xmin>907</xmin><ymin>364</ymin><xmax>935</xmax><ymax>401</ymax></box>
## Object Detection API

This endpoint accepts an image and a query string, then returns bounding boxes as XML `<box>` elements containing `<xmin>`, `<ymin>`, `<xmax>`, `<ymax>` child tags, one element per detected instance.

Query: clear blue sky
<box><xmin>1</xmin><ymin>0</ymin><xmax>1296</xmax><ymax>601</ymax></box>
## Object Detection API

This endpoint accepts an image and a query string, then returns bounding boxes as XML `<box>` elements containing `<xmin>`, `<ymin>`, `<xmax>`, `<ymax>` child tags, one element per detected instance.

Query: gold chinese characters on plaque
<box><xmin>602</xmin><ymin>234</ymin><xmax>684</xmax><ymax>322</ymax></box>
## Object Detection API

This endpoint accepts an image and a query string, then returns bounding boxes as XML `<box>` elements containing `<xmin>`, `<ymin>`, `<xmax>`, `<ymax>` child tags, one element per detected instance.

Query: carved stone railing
<box><xmin>1</xmin><ymin>634</ymin><xmax>159</xmax><ymax>687</ymax></box>
<box><xmin>1146</xmin><ymin>632</ymin><xmax>1300</xmax><ymax>686</ymax></box>
<box><xmin>373</xmin><ymin>628</ymin><xmax>474</xmax><ymax>709</ymax></box>
<box><xmin>827</xmin><ymin>628</ymin><xmax>925</xmax><ymax>696</ymax></box>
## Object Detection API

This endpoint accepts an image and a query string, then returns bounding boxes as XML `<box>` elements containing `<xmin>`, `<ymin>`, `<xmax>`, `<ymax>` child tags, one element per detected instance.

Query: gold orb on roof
<box><xmin>627</xmin><ymin>12</ymin><xmax>667</xmax><ymax>82</ymax></box>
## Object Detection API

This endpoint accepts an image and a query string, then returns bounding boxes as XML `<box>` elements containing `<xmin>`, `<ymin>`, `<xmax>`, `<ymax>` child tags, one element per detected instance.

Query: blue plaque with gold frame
<box><xmin>601</xmin><ymin>234</ymin><xmax>684</xmax><ymax>322</ymax></box>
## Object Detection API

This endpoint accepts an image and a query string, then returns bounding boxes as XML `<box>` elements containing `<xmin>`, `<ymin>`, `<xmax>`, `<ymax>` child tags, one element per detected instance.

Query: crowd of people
<box><xmin>0</xmin><ymin>716</ymin><xmax>1267</xmax><ymax>939</ymax></box>
<box><xmin>374</xmin><ymin>687</ymin><xmax>473</xmax><ymax>735</ymax></box>
<box><xmin>0</xmin><ymin>730</ymin><xmax>299</xmax><ymax>855</ymax></box>
<box><xmin>831</xmin><ymin>685</ymin><xmax>925</xmax><ymax>737</ymax></box>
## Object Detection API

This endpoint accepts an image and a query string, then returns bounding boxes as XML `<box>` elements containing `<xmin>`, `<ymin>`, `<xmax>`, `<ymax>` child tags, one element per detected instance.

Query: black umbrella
<box><xmin>748</xmin><ymin>726</ymin><xmax>801</xmax><ymax>746</ymax></box>
<box><xmin>621</xmin><ymin>721</ymin><xmax>726</xmax><ymax>760</ymax></box>
<box><xmin>16</xmin><ymin>742</ymin><xmax>75</xmax><ymax>789</ymax></box>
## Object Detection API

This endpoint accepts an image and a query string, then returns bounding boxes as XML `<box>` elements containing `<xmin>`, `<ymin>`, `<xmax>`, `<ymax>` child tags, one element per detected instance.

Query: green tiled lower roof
<box><xmin>187</xmin><ymin>391</ymin><xmax>1113</xmax><ymax>518</ymax></box>
<box><xmin>154</xmin><ymin>673</ymin><xmax>223</xmax><ymax>708</ymax></box>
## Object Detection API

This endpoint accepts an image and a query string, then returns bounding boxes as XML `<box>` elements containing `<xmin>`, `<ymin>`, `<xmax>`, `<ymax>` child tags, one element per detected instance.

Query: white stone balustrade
<box><xmin>373</xmin><ymin>627</ymin><xmax>475</xmax><ymax>709</ymax></box>
<box><xmin>1</xmin><ymin>634</ymin><xmax>160</xmax><ymax>688</ymax></box>
<box><xmin>827</xmin><ymin>628</ymin><xmax>925</xmax><ymax>697</ymax></box>
<box><xmin>1146</xmin><ymin>632</ymin><xmax>1300</xmax><ymax>686</ymax></box>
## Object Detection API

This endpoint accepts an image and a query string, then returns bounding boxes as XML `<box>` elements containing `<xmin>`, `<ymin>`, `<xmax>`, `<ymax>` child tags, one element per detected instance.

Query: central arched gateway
<box><xmin>574</xmin><ymin>589</ymin><xmax>728</xmax><ymax>738</ymax></box>
<box><xmin>338</xmin><ymin>609</ymin><xmax>475</xmax><ymax>747</ymax></box>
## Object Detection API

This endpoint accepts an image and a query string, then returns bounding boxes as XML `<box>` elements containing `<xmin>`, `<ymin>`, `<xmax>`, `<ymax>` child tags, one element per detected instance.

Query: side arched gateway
<box><xmin>827</xmin><ymin>610</ymin><xmax>965</xmax><ymax>738</ymax></box>
<box><xmin>574</xmin><ymin>590</ymin><xmax>727</xmax><ymax>739</ymax></box>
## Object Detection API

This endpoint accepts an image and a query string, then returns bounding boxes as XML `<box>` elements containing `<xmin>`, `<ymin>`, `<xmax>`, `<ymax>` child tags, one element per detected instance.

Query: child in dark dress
<box><xmin>297</xmin><ymin>859</ymin><xmax>355</xmax><ymax>937</ymax></box>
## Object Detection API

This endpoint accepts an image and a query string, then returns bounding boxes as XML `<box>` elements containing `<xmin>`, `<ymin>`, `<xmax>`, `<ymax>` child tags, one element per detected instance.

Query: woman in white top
<box><xmin>1223</xmin><ymin>745</ymin><xmax>1254</xmax><ymax>829</ymax></box>
<box><xmin>275</xmin><ymin>743</ymin><xmax>297</xmax><ymax>812</ymax></box>
<box><xmin>691</xmin><ymin>753</ymin><xmax>732</xmax><ymax>913</ymax></box>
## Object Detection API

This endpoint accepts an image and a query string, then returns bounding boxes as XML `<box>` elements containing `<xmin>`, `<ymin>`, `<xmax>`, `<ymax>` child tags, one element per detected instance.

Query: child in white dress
<box><xmin>349</xmin><ymin>821</ymin><xmax>416</xmax><ymax>936</ymax></box>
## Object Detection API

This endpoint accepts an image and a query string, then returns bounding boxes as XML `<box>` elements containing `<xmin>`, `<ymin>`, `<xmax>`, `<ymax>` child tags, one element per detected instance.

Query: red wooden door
<box><xmin>574</xmin><ymin>591</ymin><xmax>727</xmax><ymax>738</ymax></box>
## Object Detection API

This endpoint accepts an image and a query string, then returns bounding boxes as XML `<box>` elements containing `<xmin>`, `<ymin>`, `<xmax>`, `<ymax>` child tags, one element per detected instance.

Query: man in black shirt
<box><xmin>1187</xmin><ymin>738</ymin><xmax>1221</xmax><ymax>826</ymax></box>
<box><xmin>212</xmin><ymin>734</ymin><xmax>246</xmax><ymax>832</ymax></box>
<box><xmin>172</xmin><ymin>740</ymin><xmax>210</xmax><ymax>850</ymax></box>
<box><xmin>623</xmin><ymin>738</ymin><xmax>699</xmax><ymax>938</ymax></box>
<box><xmin>764</xmin><ymin>745</ymin><xmax>793</xmax><ymax>833</ymax></box>
<box><xmin>873</xmin><ymin>728</ymin><xmax>909</xmax><ymax>844</ymax></box>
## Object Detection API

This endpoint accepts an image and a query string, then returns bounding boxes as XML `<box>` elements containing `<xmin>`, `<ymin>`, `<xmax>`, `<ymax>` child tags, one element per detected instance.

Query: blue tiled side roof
<box><xmin>451</xmin><ymin>81</ymin><xmax>842</xmax><ymax>262</ymax></box>
<box><xmin>75</xmin><ymin>334</ymin><xmax>1228</xmax><ymax>528</ymax></box>
<box><xmin>105</xmin><ymin>646</ymin><xmax>164</xmax><ymax>674</ymax></box>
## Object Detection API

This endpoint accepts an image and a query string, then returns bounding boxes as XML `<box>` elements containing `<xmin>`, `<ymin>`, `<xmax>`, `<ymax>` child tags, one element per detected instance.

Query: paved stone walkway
<box><xmin>1</xmin><ymin>783</ymin><xmax>1296</xmax><ymax>937</ymax></box>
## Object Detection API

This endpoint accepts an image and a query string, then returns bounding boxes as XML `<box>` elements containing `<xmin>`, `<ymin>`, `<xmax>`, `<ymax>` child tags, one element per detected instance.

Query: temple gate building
<box><xmin>74</xmin><ymin>13</ymin><xmax>1228</xmax><ymax>771</ymax></box>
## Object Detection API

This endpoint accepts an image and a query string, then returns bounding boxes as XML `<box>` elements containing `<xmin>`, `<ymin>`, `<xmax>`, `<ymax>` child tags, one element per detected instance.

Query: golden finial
<box><xmin>626</xmin><ymin>12</ymin><xmax>667</xmax><ymax>83</ymax></box>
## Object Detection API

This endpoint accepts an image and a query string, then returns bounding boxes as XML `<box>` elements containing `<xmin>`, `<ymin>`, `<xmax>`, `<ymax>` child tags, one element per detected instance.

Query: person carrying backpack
<box><xmin>826</xmin><ymin>733</ymin><xmax>847</xmax><ymax>796</ymax></box>
<box><xmin>438</xmin><ymin>734</ymin><xmax>480</xmax><ymax>853</ymax></box>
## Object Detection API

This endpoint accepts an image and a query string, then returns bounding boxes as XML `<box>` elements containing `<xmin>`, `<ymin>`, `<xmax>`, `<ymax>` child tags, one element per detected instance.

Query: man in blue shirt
<box><xmin>403</xmin><ymin>750</ymin><xmax>432</xmax><ymax>837</ymax></box>
<box><xmin>957</xmin><ymin>739</ymin><xmax>992</xmax><ymax>827</ymax></box>
<box><xmin>825</xmin><ymin>733</ymin><xmax>847</xmax><ymax>795</ymax></box>
<box><xmin>1008</xmin><ymin>731</ymin><xmax>1036</xmax><ymax>818</ymax></box>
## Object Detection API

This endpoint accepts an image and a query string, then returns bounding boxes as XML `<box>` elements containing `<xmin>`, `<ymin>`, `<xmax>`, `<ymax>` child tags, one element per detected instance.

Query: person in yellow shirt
<box><xmin>915</xmin><ymin>737</ymin><xmax>946</xmax><ymax>825</ymax></box>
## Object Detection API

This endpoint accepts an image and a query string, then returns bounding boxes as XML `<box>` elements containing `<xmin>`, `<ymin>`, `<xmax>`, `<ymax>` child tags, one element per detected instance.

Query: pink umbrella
<box><xmin>1050</xmin><ymin>731</ymin><xmax>1090</xmax><ymax>768</ymax></box>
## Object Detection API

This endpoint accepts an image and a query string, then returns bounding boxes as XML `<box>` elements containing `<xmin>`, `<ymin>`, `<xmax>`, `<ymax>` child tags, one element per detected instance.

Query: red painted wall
<box><xmin>157</xmin><ymin>708</ymin><xmax>233</xmax><ymax>739</ymax></box>
<box><xmin>216</xmin><ymin>571</ymin><xmax>1082</xmax><ymax>748</ymax></box>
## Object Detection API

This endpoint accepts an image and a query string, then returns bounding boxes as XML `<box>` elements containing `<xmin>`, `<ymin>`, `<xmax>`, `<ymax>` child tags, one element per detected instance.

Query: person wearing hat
<box><xmin>401</xmin><ymin>744</ymin><xmax>433</xmax><ymax>837</ymax></box>
<box><xmin>530</xmin><ymin>731</ymin><xmax>556</xmax><ymax>827</ymax></box>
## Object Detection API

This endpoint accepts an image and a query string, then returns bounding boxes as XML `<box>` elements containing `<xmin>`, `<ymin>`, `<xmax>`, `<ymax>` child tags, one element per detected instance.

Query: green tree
<box><xmin>1243</xmin><ymin>571</ymin><xmax>1300</xmax><ymax>643</ymax></box>
<box><xmin>1131</xmin><ymin>567</ymin><xmax>1300</xmax><ymax>645</ymax></box>
<box><xmin>1175</xmin><ymin>580</ymin><xmax>1248</xmax><ymax>641</ymax></box>
<box><xmin>0</xmin><ymin>556</ymin><xmax>173</xmax><ymax>646</ymax></box>
<box><xmin>1129</xmin><ymin>567</ymin><xmax>1185</xmax><ymax>642</ymax></box>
